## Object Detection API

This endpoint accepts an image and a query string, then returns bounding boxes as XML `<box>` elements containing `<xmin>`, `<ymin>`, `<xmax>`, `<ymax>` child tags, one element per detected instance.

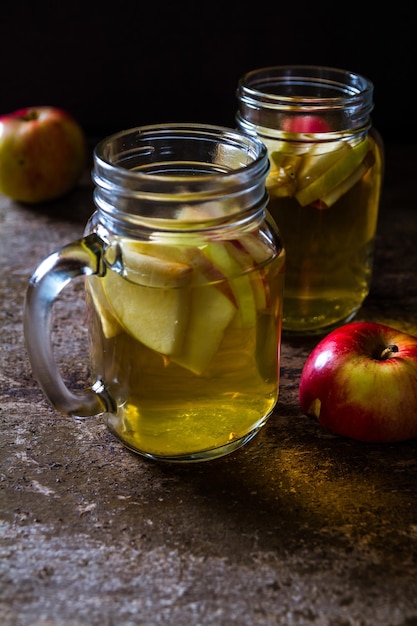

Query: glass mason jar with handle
<box><xmin>24</xmin><ymin>123</ymin><xmax>285</xmax><ymax>463</ymax></box>
<box><xmin>236</xmin><ymin>65</ymin><xmax>384</xmax><ymax>335</ymax></box>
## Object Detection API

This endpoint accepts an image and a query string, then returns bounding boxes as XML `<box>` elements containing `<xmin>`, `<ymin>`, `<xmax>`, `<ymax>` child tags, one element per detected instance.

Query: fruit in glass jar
<box><xmin>282</xmin><ymin>115</ymin><xmax>332</xmax><ymax>134</ymax></box>
<box><xmin>203</xmin><ymin>241</ymin><xmax>257</xmax><ymax>327</ymax></box>
<box><xmin>269</xmin><ymin>136</ymin><xmax>373</xmax><ymax>208</ymax></box>
<box><xmin>295</xmin><ymin>137</ymin><xmax>371</xmax><ymax>207</ymax></box>
<box><xmin>169</xmin><ymin>280</ymin><xmax>237</xmax><ymax>374</ymax></box>
<box><xmin>85</xmin><ymin>230</ymin><xmax>285</xmax><ymax>458</ymax></box>
<box><xmin>97</xmin><ymin>234</ymin><xmax>278</xmax><ymax>375</ymax></box>
<box><xmin>102</xmin><ymin>260</ymin><xmax>193</xmax><ymax>356</ymax></box>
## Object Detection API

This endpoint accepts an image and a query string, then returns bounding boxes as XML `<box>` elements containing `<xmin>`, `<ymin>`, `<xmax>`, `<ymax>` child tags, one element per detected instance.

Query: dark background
<box><xmin>1</xmin><ymin>1</ymin><xmax>415</xmax><ymax>144</ymax></box>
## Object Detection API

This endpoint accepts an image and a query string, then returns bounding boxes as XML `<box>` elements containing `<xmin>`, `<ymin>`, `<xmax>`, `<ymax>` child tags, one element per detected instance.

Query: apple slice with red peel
<box><xmin>101</xmin><ymin>238</ymin><xmax>238</xmax><ymax>373</ymax></box>
<box><xmin>150</xmin><ymin>226</ymin><xmax>272</xmax><ymax>312</ymax></box>
<box><xmin>227</xmin><ymin>238</ymin><xmax>271</xmax><ymax>311</ymax></box>
<box><xmin>299</xmin><ymin>321</ymin><xmax>417</xmax><ymax>443</ymax></box>
<box><xmin>117</xmin><ymin>240</ymin><xmax>237</xmax><ymax>305</ymax></box>
<box><xmin>283</xmin><ymin>115</ymin><xmax>332</xmax><ymax>134</ymax></box>
<box><xmin>203</xmin><ymin>241</ymin><xmax>257</xmax><ymax>327</ymax></box>
<box><xmin>101</xmin><ymin>234</ymin><xmax>271</xmax><ymax>372</ymax></box>
<box><xmin>116</xmin><ymin>241</ymin><xmax>193</xmax><ymax>288</ymax></box>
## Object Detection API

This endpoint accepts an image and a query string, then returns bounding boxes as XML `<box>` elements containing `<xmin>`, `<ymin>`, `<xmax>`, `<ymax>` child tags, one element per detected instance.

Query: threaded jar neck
<box><xmin>236</xmin><ymin>65</ymin><xmax>374</xmax><ymax>138</ymax></box>
<box><xmin>92</xmin><ymin>123</ymin><xmax>270</xmax><ymax>235</ymax></box>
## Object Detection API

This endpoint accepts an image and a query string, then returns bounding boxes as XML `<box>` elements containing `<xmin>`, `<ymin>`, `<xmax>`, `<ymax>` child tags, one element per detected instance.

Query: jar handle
<box><xmin>24</xmin><ymin>233</ymin><xmax>114</xmax><ymax>418</ymax></box>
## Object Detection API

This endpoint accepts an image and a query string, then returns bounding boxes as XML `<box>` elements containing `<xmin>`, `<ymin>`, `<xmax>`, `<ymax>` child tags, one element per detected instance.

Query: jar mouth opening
<box><xmin>92</xmin><ymin>124</ymin><xmax>270</xmax><ymax>224</ymax></box>
<box><xmin>93</xmin><ymin>123</ymin><xmax>269</xmax><ymax>189</ymax></box>
<box><xmin>237</xmin><ymin>65</ymin><xmax>373</xmax><ymax>110</ymax></box>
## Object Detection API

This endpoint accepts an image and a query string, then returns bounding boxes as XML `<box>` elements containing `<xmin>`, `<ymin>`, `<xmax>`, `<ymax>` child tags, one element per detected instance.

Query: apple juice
<box><xmin>236</xmin><ymin>65</ymin><xmax>384</xmax><ymax>334</ymax></box>
<box><xmin>85</xmin><ymin>234</ymin><xmax>285</xmax><ymax>461</ymax></box>
<box><xmin>24</xmin><ymin>123</ymin><xmax>284</xmax><ymax>463</ymax></box>
<box><xmin>264</xmin><ymin>132</ymin><xmax>383</xmax><ymax>333</ymax></box>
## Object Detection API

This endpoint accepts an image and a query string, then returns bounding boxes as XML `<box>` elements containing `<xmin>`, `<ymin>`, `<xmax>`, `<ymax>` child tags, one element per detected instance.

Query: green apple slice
<box><xmin>203</xmin><ymin>241</ymin><xmax>257</xmax><ymax>327</ymax></box>
<box><xmin>102</xmin><ymin>244</ymin><xmax>194</xmax><ymax>355</ymax></box>
<box><xmin>266</xmin><ymin>174</ymin><xmax>297</xmax><ymax>199</ymax></box>
<box><xmin>295</xmin><ymin>138</ymin><xmax>370</xmax><ymax>207</ymax></box>
<box><xmin>117</xmin><ymin>239</ymin><xmax>238</xmax><ymax>305</ymax></box>
<box><xmin>270</xmin><ymin>150</ymin><xmax>304</xmax><ymax>180</ymax></box>
<box><xmin>117</xmin><ymin>241</ymin><xmax>194</xmax><ymax>288</ymax></box>
<box><xmin>295</xmin><ymin>143</ymin><xmax>352</xmax><ymax>191</ymax></box>
<box><xmin>267</xmin><ymin>151</ymin><xmax>303</xmax><ymax>198</ymax></box>
<box><xmin>128</xmin><ymin>241</ymin><xmax>238</xmax><ymax>373</ymax></box>
<box><xmin>87</xmin><ymin>276</ymin><xmax>122</xmax><ymax>339</ymax></box>
<box><xmin>226</xmin><ymin>238</ymin><xmax>271</xmax><ymax>312</ymax></box>
<box><xmin>319</xmin><ymin>147</ymin><xmax>376</xmax><ymax>208</ymax></box>
<box><xmin>100</xmin><ymin>235</ymin><xmax>267</xmax><ymax>372</ymax></box>
<box><xmin>171</xmin><ymin>275</ymin><xmax>237</xmax><ymax>375</ymax></box>
<box><xmin>103</xmin><ymin>269</ymin><xmax>191</xmax><ymax>356</ymax></box>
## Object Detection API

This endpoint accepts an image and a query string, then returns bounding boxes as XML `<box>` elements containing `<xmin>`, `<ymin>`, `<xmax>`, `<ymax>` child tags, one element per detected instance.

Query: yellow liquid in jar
<box><xmin>265</xmin><ymin>133</ymin><xmax>383</xmax><ymax>334</ymax></box>
<box><xmin>86</xmin><ymin>236</ymin><xmax>285</xmax><ymax>461</ymax></box>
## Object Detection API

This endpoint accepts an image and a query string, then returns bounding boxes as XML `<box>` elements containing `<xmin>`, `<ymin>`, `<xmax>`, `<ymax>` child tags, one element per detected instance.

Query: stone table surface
<box><xmin>1</xmin><ymin>143</ymin><xmax>417</xmax><ymax>626</ymax></box>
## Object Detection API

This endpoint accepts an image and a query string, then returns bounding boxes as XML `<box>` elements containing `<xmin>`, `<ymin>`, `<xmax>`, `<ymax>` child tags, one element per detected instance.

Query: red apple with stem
<box><xmin>299</xmin><ymin>321</ymin><xmax>417</xmax><ymax>443</ymax></box>
<box><xmin>0</xmin><ymin>106</ymin><xmax>87</xmax><ymax>203</ymax></box>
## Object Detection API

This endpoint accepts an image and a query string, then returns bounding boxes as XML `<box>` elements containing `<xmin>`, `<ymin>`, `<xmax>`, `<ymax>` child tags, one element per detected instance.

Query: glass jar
<box><xmin>24</xmin><ymin>123</ymin><xmax>285</xmax><ymax>463</ymax></box>
<box><xmin>236</xmin><ymin>65</ymin><xmax>384</xmax><ymax>334</ymax></box>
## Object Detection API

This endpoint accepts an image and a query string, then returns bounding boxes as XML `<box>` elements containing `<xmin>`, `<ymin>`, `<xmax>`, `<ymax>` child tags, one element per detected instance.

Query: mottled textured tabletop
<box><xmin>1</xmin><ymin>144</ymin><xmax>417</xmax><ymax>626</ymax></box>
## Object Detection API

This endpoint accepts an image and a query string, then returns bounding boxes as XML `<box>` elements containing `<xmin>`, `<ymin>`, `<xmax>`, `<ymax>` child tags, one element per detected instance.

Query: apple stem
<box><xmin>380</xmin><ymin>344</ymin><xmax>399</xmax><ymax>360</ymax></box>
<box><xmin>21</xmin><ymin>111</ymin><xmax>39</xmax><ymax>122</ymax></box>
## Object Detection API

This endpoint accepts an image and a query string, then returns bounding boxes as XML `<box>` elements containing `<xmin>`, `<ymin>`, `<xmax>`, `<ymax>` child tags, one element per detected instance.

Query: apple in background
<box><xmin>0</xmin><ymin>106</ymin><xmax>87</xmax><ymax>203</ymax></box>
<box><xmin>299</xmin><ymin>321</ymin><xmax>417</xmax><ymax>443</ymax></box>
<box><xmin>283</xmin><ymin>115</ymin><xmax>332</xmax><ymax>134</ymax></box>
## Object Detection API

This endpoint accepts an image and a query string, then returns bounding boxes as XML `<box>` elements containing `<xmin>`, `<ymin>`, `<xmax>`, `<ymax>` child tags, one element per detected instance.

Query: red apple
<box><xmin>299</xmin><ymin>321</ymin><xmax>417</xmax><ymax>443</ymax></box>
<box><xmin>283</xmin><ymin>115</ymin><xmax>331</xmax><ymax>134</ymax></box>
<box><xmin>0</xmin><ymin>106</ymin><xmax>87</xmax><ymax>203</ymax></box>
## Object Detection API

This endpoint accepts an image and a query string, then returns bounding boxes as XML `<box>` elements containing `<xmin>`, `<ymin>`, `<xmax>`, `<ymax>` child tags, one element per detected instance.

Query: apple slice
<box><xmin>266</xmin><ymin>173</ymin><xmax>297</xmax><ymax>199</ymax></box>
<box><xmin>86</xmin><ymin>276</ymin><xmax>123</xmax><ymax>339</ymax></box>
<box><xmin>227</xmin><ymin>239</ymin><xmax>270</xmax><ymax>312</ymax></box>
<box><xmin>117</xmin><ymin>242</ymin><xmax>193</xmax><ymax>288</ymax></box>
<box><xmin>239</xmin><ymin>232</ymin><xmax>274</xmax><ymax>264</ymax></box>
<box><xmin>270</xmin><ymin>150</ymin><xmax>304</xmax><ymax>179</ymax></box>
<box><xmin>203</xmin><ymin>241</ymin><xmax>257</xmax><ymax>327</ymax></box>
<box><xmin>118</xmin><ymin>239</ymin><xmax>237</xmax><ymax>305</ymax></box>
<box><xmin>295</xmin><ymin>141</ymin><xmax>352</xmax><ymax>189</ymax></box>
<box><xmin>295</xmin><ymin>138</ymin><xmax>370</xmax><ymax>207</ymax></box>
<box><xmin>126</xmin><ymin>242</ymin><xmax>238</xmax><ymax>372</ymax></box>
<box><xmin>282</xmin><ymin>115</ymin><xmax>332</xmax><ymax>134</ymax></box>
<box><xmin>319</xmin><ymin>147</ymin><xmax>376</xmax><ymax>208</ymax></box>
<box><xmin>267</xmin><ymin>151</ymin><xmax>304</xmax><ymax>198</ymax></box>
<box><xmin>102</xmin><ymin>245</ymin><xmax>194</xmax><ymax>355</ymax></box>
<box><xmin>103</xmin><ymin>269</ymin><xmax>191</xmax><ymax>356</ymax></box>
<box><xmin>171</xmin><ymin>274</ymin><xmax>237</xmax><ymax>375</ymax></box>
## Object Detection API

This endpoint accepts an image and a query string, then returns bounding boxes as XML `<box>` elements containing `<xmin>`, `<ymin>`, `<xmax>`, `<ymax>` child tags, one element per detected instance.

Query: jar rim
<box><xmin>93</xmin><ymin>123</ymin><xmax>268</xmax><ymax>183</ymax></box>
<box><xmin>92</xmin><ymin>123</ymin><xmax>270</xmax><ymax>225</ymax></box>
<box><xmin>237</xmin><ymin>65</ymin><xmax>374</xmax><ymax>109</ymax></box>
